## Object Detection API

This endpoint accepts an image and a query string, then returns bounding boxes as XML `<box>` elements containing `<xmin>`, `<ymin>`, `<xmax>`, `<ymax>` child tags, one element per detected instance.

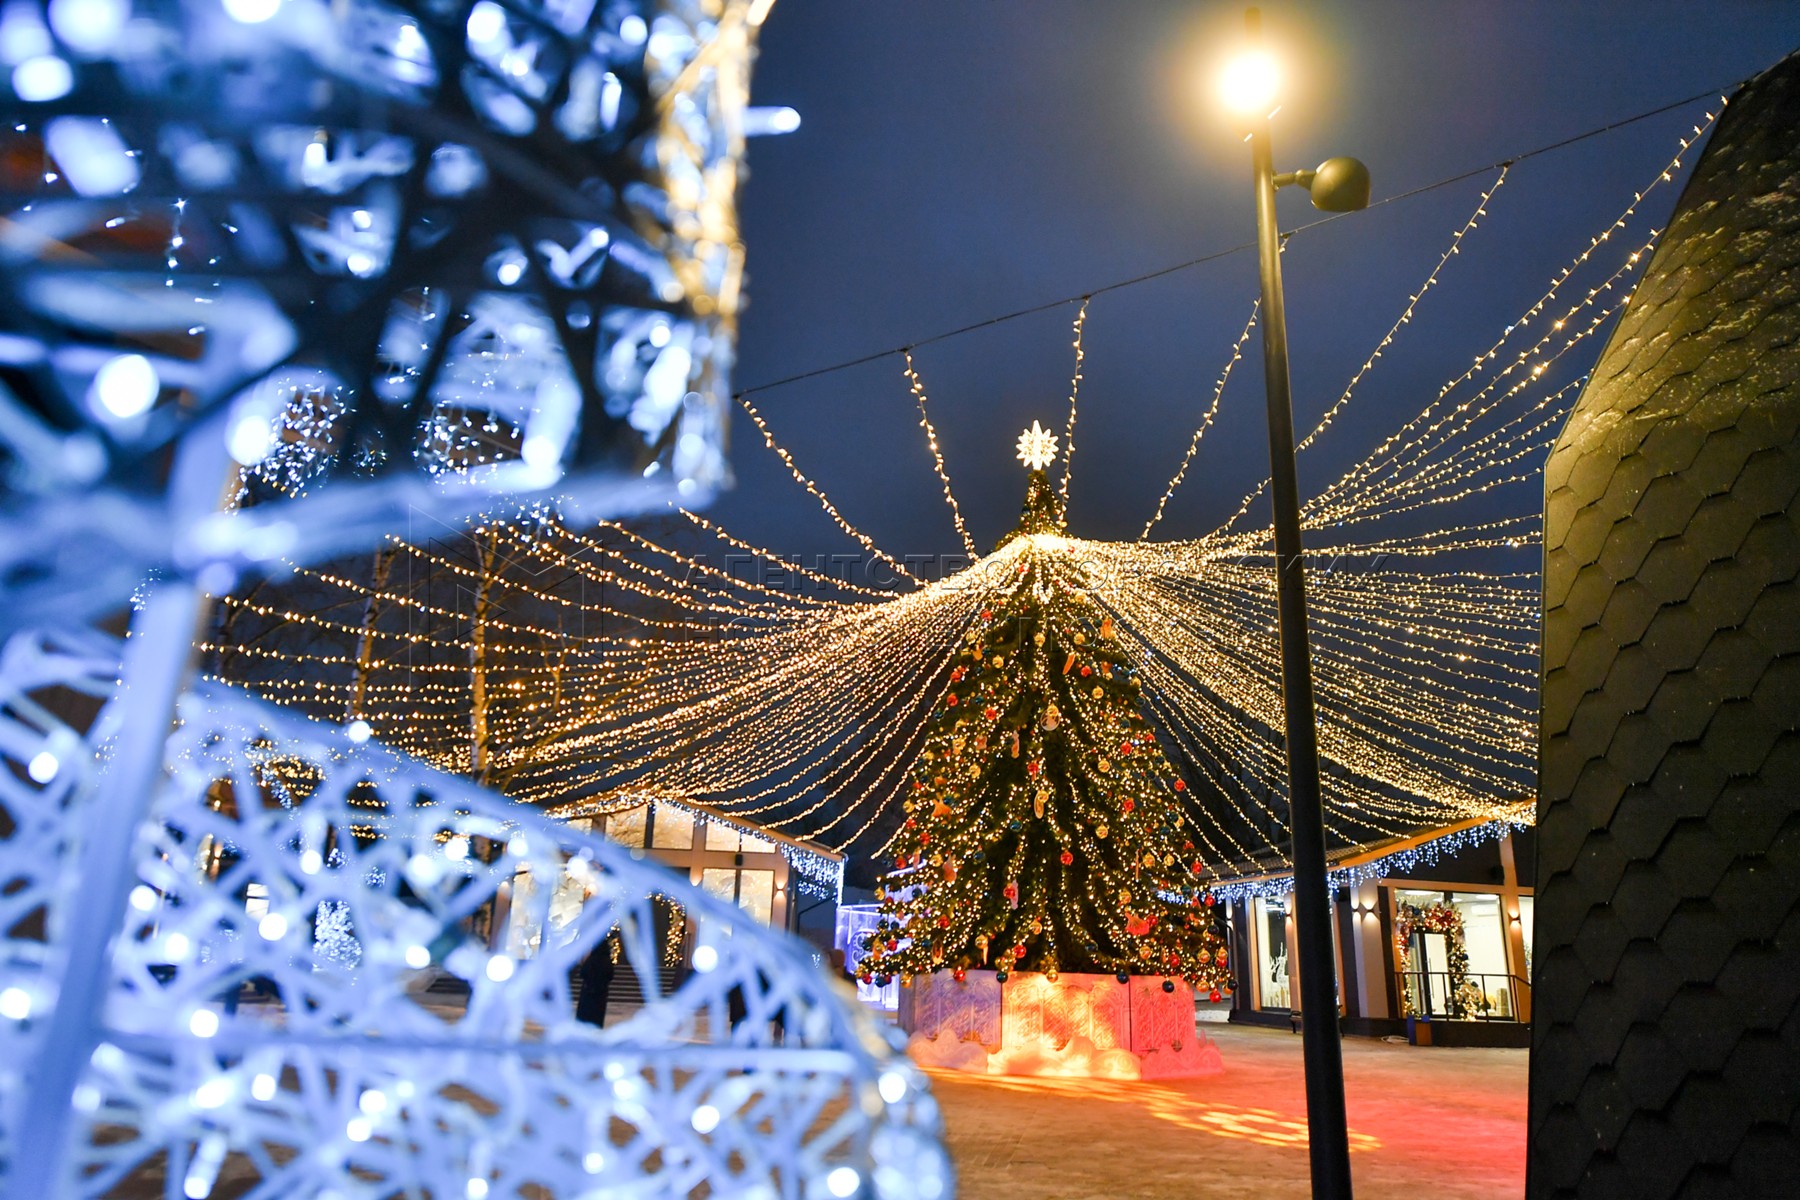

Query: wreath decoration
<box><xmin>1393</xmin><ymin>902</ymin><xmax>1475</xmax><ymax>1019</ymax></box>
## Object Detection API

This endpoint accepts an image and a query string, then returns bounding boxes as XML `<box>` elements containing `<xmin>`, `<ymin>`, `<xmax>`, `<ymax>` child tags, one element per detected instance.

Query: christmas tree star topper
<box><xmin>1015</xmin><ymin>421</ymin><xmax>1059</xmax><ymax>471</ymax></box>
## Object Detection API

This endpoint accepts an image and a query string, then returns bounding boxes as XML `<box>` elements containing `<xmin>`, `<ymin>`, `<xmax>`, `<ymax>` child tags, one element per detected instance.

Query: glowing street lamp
<box><xmin>1220</xmin><ymin>10</ymin><xmax>1367</xmax><ymax>1200</ymax></box>
<box><xmin>1217</xmin><ymin>47</ymin><xmax>1280</xmax><ymax>115</ymax></box>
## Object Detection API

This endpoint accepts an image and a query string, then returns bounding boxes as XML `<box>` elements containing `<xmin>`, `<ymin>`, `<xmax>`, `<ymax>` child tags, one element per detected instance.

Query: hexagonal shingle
<box><xmin>1631</xmin><ymin>472</ymin><xmax>1708</xmax><ymax>538</ymax></box>
<box><xmin>1645</xmin><ymin>670</ymin><xmax>1723</xmax><ymax>744</ymax></box>
<box><xmin>1730</xmin><ymin>444</ymin><xmax>1800</xmax><ymax>515</ymax></box>
<box><xmin>1680</xmin><ymin>425</ymin><xmax>1757</xmax><ymax>496</ymax></box>
<box><xmin>1635</xmin><ymin>537</ymin><xmax>1713</xmax><ymax>609</ymax></box>
<box><xmin>1698</xmin><ymin>698</ymin><xmax>1783</xmax><ymax>777</ymax></box>
<box><xmin>1730</xmin><ymin>1124</ymin><xmax>1800</xmax><ymax>1198</ymax></box>
<box><xmin>1684</xmin><ymin>561</ymin><xmax>1771</xmax><ymax>633</ymax></box>
<box><xmin>1682</xmin><ymin>493</ymin><xmax>1761</xmax><ymax>560</ymax></box>
<box><xmin>1735</xmin><ymin>512</ymin><xmax>1800</xmax><ymax>581</ymax></box>
<box><xmin>1604</xmin><ymin>711</ymin><xmax>1674</xmax><ymax>785</ymax></box>
<box><xmin>1565</xmin><ymin>560</ymin><xmax>1622</xmax><ymax>627</ymax></box>
<box><xmin>1692</xmin><ymin>624</ymin><xmax>1775</xmax><ymax>699</ymax></box>
<box><xmin>1649</xmin><ymin>745</ymin><xmax>1730</xmax><ymax>820</ymax></box>
<box><xmin>1562</xmin><ymin>504</ymin><xmax>1618</xmax><ymax>571</ymax></box>
<box><xmin>1567</xmin><ymin>623</ymin><xmax>1624</xmax><ymax>690</ymax></box>
<box><xmin>1742</xmin><ymin>578</ymin><xmax>1800</xmax><ymax>656</ymax></box>
<box><xmin>1638</xmin><ymin>602</ymin><xmax>1713</xmax><ymax>672</ymax></box>
<box><xmin>1637</xmin><ymin>420</ymin><xmax>1711</xmax><ymax>479</ymax></box>
<box><xmin>1601</xmin><ymin>642</ymin><xmax>1671</xmax><ymax>713</ymax></box>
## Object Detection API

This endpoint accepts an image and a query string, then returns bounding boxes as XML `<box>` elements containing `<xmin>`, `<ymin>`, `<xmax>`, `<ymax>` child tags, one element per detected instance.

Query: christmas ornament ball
<box><xmin>1115</xmin><ymin>971</ymin><xmax>1130</xmax><ymax>984</ymax></box>
<box><xmin>1161</xmin><ymin>979</ymin><xmax>1176</xmax><ymax>993</ymax></box>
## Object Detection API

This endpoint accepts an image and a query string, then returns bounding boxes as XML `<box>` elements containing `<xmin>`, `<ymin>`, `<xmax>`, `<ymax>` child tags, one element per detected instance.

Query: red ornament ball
<box><xmin>1080</xmin><ymin>666</ymin><xmax>1091</xmax><ymax>677</ymax></box>
<box><xmin>1059</xmin><ymin>850</ymin><xmax>1074</xmax><ymax>865</ymax></box>
<box><xmin>1173</xmin><ymin>779</ymin><xmax>1186</xmax><ymax>792</ymax></box>
<box><xmin>984</xmin><ymin>706</ymin><xmax>998</xmax><ymax>720</ymax></box>
<box><xmin>1209</xmin><ymin>989</ymin><xmax>1223</xmax><ymax>1003</ymax></box>
<box><xmin>1122</xmin><ymin>799</ymin><xmax>1136</xmax><ymax>814</ymax></box>
<box><xmin>945</xmin><ymin>694</ymin><xmax>959</xmax><ymax>708</ymax></box>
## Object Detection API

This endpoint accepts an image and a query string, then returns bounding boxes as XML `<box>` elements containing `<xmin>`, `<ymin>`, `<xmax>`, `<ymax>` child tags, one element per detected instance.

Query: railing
<box><xmin>1398</xmin><ymin>970</ymin><xmax>1530</xmax><ymax>1022</ymax></box>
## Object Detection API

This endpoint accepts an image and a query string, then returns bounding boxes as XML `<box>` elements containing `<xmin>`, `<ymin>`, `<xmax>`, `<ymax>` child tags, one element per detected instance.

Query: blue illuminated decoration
<box><xmin>1207</xmin><ymin>820</ymin><xmax>1529</xmax><ymax>906</ymax></box>
<box><xmin>0</xmin><ymin>3</ymin><xmax>949</xmax><ymax>1197</ymax></box>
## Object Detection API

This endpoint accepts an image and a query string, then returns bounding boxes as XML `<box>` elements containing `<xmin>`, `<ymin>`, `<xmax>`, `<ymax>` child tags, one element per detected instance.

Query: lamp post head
<box><xmin>1305</xmin><ymin>156</ymin><xmax>1371</xmax><ymax>212</ymax></box>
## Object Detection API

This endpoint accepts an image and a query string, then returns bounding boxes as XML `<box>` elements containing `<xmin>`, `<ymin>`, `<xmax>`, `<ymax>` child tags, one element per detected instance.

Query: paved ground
<box><xmin>925</xmin><ymin>1022</ymin><xmax>1527</xmax><ymax>1200</ymax></box>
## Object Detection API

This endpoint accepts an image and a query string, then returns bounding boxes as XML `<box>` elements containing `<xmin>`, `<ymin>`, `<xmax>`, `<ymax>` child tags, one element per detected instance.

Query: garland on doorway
<box><xmin>1394</xmin><ymin>902</ymin><xmax>1474</xmax><ymax>1019</ymax></box>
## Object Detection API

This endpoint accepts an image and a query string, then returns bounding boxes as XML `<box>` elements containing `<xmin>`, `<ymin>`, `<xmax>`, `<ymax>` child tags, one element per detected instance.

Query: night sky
<box><xmin>698</xmin><ymin>2</ymin><xmax>1799</xmax><ymax>572</ymax></box>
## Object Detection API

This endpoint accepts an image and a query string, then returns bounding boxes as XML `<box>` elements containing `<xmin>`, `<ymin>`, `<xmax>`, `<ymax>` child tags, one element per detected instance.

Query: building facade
<box><xmin>499</xmin><ymin>797</ymin><xmax>844</xmax><ymax>973</ymax></box>
<box><xmin>1225</xmin><ymin>823</ymin><xmax>1535</xmax><ymax>1046</ymax></box>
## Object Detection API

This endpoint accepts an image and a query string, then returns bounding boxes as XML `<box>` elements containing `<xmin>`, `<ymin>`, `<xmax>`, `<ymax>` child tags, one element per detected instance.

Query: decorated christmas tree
<box><xmin>862</xmin><ymin>423</ymin><xmax>1232</xmax><ymax>999</ymax></box>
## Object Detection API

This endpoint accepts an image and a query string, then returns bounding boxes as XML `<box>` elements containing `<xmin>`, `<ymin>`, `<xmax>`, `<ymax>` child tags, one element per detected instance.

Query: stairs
<box><xmin>570</xmin><ymin>954</ymin><xmax>684</xmax><ymax>1011</ymax></box>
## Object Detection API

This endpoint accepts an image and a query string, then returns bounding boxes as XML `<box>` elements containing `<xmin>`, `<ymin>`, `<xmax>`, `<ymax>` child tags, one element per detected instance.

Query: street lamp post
<box><xmin>1221</xmin><ymin>9</ymin><xmax>1369</xmax><ymax>1200</ymax></box>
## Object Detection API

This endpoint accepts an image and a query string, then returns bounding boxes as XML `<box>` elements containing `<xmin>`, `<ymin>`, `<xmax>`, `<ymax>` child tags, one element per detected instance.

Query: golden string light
<box><xmin>734</xmin><ymin>391</ymin><xmax>921</xmax><ymax>583</ymax></box>
<box><xmin>208</xmin><ymin>109</ymin><xmax>1716</xmax><ymax>881</ymax></box>
<box><xmin>1296</xmin><ymin>166</ymin><xmax>1509</xmax><ymax>452</ymax></box>
<box><xmin>904</xmin><ymin>349</ymin><xmax>979</xmax><ymax>559</ymax></box>
<box><xmin>1216</xmin><ymin>110</ymin><xmax>1716</xmax><ymax>539</ymax></box>
<box><xmin>1140</xmin><ymin>298</ymin><xmax>1259</xmax><ymax>540</ymax></box>
<box><xmin>1058</xmin><ymin>298</ymin><xmax>1089</xmax><ymax>504</ymax></box>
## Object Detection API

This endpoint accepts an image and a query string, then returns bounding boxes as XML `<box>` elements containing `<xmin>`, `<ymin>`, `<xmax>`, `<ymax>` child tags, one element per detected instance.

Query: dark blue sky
<box><xmin>706</xmin><ymin>2</ymin><xmax>1799</xmax><ymax>569</ymax></box>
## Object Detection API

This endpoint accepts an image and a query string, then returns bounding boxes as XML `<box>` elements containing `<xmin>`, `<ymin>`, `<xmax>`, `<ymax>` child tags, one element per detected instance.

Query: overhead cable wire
<box><xmin>732</xmin><ymin>81</ymin><xmax>1736</xmax><ymax>403</ymax></box>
